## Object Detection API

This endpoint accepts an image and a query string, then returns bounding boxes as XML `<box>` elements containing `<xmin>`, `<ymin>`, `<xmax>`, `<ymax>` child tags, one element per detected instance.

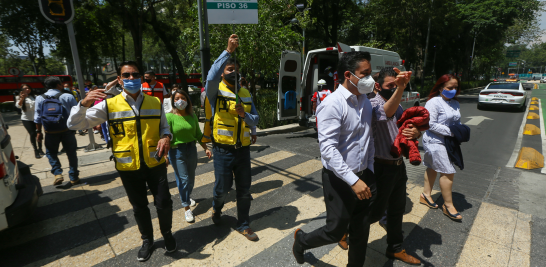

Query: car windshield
<box><xmin>487</xmin><ymin>83</ymin><xmax>519</xmax><ymax>89</ymax></box>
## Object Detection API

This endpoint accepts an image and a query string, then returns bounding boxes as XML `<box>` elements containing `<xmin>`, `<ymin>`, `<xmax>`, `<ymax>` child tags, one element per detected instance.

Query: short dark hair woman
<box><xmin>166</xmin><ymin>89</ymin><xmax>212</xmax><ymax>222</ymax></box>
<box><xmin>421</xmin><ymin>74</ymin><xmax>463</xmax><ymax>221</ymax></box>
<box><xmin>15</xmin><ymin>84</ymin><xmax>44</xmax><ymax>158</ymax></box>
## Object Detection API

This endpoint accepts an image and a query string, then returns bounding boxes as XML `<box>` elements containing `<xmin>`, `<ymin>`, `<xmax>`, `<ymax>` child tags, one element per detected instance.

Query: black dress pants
<box><xmin>371</xmin><ymin>161</ymin><xmax>408</xmax><ymax>252</ymax></box>
<box><xmin>301</xmin><ymin>168</ymin><xmax>377</xmax><ymax>267</ymax></box>
<box><xmin>119</xmin><ymin>162</ymin><xmax>173</xmax><ymax>241</ymax></box>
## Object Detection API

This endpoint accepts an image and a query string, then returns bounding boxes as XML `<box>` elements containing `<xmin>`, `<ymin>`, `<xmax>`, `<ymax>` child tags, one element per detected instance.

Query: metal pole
<box><xmin>67</xmin><ymin>21</ymin><xmax>102</xmax><ymax>152</ymax></box>
<box><xmin>421</xmin><ymin>1</ymin><xmax>432</xmax><ymax>90</ymax></box>
<box><xmin>470</xmin><ymin>34</ymin><xmax>476</xmax><ymax>71</ymax></box>
<box><xmin>302</xmin><ymin>28</ymin><xmax>305</xmax><ymax>67</ymax></box>
<box><xmin>198</xmin><ymin>0</ymin><xmax>211</xmax><ymax>82</ymax></box>
<box><xmin>202</xmin><ymin>0</ymin><xmax>211</xmax><ymax>80</ymax></box>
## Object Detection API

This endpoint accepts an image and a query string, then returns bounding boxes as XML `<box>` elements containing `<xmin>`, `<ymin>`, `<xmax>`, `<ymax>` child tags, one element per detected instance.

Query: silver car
<box><xmin>478</xmin><ymin>82</ymin><xmax>527</xmax><ymax>111</ymax></box>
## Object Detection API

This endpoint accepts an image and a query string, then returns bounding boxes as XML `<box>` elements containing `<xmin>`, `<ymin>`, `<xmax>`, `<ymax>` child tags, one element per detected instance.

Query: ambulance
<box><xmin>277</xmin><ymin>42</ymin><xmax>420</xmax><ymax>127</ymax></box>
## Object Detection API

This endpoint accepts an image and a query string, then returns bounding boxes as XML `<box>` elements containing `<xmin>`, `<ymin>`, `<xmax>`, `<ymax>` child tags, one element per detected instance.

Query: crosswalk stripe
<box><xmin>19</xmin><ymin>150</ymin><xmax>299</xmax><ymax>266</ymax></box>
<box><xmin>107</xmin><ymin>157</ymin><xmax>319</xmax><ymax>256</ymax></box>
<box><xmin>314</xmin><ymin>184</ymin><xmax>437</xmax><ymax>266</ymax></box>
<box><xmin>456</xmin><ymin>202</ymin><xmax>531</xmax><ymax>267</ymax></box>
<box><xmin>1</xmin><ymin>151</ymin><xmax>294</xmax><ymax>251</ymax></box>
<box><xmin>165</xmin><ymin>188</ymin><xmax>327</xmax><ymax>267</ymax></box>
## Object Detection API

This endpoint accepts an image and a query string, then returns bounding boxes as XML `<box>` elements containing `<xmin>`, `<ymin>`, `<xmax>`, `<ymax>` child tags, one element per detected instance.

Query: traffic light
<box><xmin>38</xmin><ymin>0</ymin><xmax>74</xmax><ymax>24</ymax></box>
<box><xmin>48</xmin><ymin>0</ymin><xmax>65</xmax><ymax>16</ymax></box>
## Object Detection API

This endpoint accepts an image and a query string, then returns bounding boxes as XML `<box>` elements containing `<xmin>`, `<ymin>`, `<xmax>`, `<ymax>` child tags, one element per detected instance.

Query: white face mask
<box><xmin>349</xmin><ymin>73</ymin><xmax>375</xmax><ymax>94</ymax></box>
<box><xmin>174</xmin><ymin>99</ymin><xmax>188</xmax><ymax>110</ymax></box>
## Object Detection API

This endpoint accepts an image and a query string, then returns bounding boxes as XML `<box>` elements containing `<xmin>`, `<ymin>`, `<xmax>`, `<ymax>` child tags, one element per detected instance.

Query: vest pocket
<box><xmin>113</xmin><ymin>144</ymin><xmax>136</xmax><ymax>171</ymax></box>
<box><xmin>145</xmin><ymin>139</ymin><xmax>164</xmax><ymax>166</ymax></box>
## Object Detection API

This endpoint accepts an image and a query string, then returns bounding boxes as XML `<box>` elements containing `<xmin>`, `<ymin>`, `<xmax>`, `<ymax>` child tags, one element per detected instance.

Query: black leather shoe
<box><xmin>137</xmin><ymin>239</ymin><xmax>154</xmax><ymax>262</ymax></box>
<box><xmin>34</xmin><ymin>150</ymin><xmax>41</xmax><ymax>159</ymax></box>
<box><xmin>164</xmin><ymin>234</ymin><xmax>177</xmax><ymax>253</ymax></box>
<box><xmin>292</xmin><ymin>228</ymin><xmax>306</xmax><ymax>264</ymax></box>
<box><xmin>212</xmin><ymin>210</ymin><xmax>222</xmax><ymax>225</ymax></box>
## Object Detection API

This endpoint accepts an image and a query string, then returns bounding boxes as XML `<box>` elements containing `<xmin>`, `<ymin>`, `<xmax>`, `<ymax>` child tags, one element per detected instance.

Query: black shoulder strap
<box><xmin>53</xmin><ymin>92</ymin><xmax>64</xmax><ymax>99</ymax></box>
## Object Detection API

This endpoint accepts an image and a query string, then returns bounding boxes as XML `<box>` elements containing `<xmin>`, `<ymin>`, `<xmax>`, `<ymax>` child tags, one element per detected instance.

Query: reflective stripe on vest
<box><xmin>106</xmin><ymin>93</ymin><xmax>165</xmax><ymax>171</ymax></box>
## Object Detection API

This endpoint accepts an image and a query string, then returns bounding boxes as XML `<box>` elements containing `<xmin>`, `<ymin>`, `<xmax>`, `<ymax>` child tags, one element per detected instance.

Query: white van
<box><xmin>277</xmin><ymin>42</ymin><xmax>420</xmax><ymax>127</ymax></box>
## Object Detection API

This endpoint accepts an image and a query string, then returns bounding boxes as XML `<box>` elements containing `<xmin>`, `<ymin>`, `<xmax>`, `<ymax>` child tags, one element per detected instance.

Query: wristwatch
<box><xmin>35</xmin><ymin>129</ymin><xmax>42</xmax><ymax>133</ymax></box>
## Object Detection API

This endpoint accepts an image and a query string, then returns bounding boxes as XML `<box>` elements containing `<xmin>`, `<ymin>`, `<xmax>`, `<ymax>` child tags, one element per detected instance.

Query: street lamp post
<box><xmin>294</xmin><ymin>4</ymin><xmax>310</xmax><ymax>66</ymax></box>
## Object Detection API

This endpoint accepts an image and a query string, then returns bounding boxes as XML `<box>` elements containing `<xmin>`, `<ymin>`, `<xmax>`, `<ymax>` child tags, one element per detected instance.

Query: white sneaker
<box><xmin>93</xmin><ymin>130</ymin><xmax>99</xmax><ymax>134</ymax></box>
<box><xmin>185</xmin><ymin>209</ymin><xmax>195</xmax><ymax>222</ymax></box>
<box><xmin>190</xmin><ymin>198</ymin><xmax>196</xmax><ymax>207</ymax></box>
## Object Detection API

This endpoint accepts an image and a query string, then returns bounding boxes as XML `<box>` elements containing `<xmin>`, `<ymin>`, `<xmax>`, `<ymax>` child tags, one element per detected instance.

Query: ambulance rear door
<box><xmin>278</xmin><ymin>50</ymin><xmax>301</xmax><ymax>120</ymax></box>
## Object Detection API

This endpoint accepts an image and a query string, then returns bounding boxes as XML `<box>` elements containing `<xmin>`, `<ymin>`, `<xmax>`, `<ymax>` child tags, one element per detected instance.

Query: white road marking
<box><xmin>465</xmin><ymin>116</ymin><xmax>493</xmax><ymax>126</ymax></box>
<box><xmin>506</xmin><ymin>101</ymin><xmax>531</xmax><ymax>167</ymax></box>
<box><xmin>539</xmin><ymin>99</ymin><xmax>546</xmax><ymax>174</ymax></box>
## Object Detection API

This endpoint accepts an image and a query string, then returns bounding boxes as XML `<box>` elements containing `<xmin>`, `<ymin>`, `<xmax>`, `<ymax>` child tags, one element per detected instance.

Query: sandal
<box><xmin>419</xmin><ymin>193</ymin><xmax>438</xmax><ymax>209</ymax></box>
<box><xmin>442</xmin><ymin>204</ymin><xmax>462</xmax><ymax>221</ymax></box>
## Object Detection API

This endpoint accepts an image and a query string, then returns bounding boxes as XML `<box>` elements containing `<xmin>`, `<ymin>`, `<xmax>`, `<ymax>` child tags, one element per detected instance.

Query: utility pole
<box><xmin>421</xmin><ymin>0</ymin><xmax>433</xmax><ymax>90</ymax></box>
<box><xmin>197</xmin><ymin>0</ymin><xmax>211</xmax><ymax>82</ymax></box>
<box><xmin>470</xmin><ymin>33</ymin><xmax>476</xmax><ymax>71</ymax></box>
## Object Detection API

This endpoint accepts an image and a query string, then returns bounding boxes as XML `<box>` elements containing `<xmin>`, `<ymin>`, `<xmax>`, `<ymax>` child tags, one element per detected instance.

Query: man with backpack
<box><xmin>34</xmin><ymin>76</ymin><xmax>79</xmax><ymax>186</ymax></box>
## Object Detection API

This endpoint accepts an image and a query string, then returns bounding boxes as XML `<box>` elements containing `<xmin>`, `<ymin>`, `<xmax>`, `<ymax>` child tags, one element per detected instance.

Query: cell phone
<box><xmin>153</xmin><ymin>150</ymin><xmax>162</xmax><ymax>162</ymax></box>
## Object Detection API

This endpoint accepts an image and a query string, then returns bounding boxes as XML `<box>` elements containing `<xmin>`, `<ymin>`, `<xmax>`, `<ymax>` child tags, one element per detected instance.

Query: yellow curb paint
<box><xmin>523</xmin><ymin>124</ymin><xmax>541</xmax><ymax>135</ymax></box>
<box><xmin>529</xmin><ymin>105</ymin><xmax>539</xmax><ymax>110</ymax></box>
<box><xmin>515</xmin><ymin>147</ymin><xmax>544</xmax><ymax>169</ymax></box>
<box><xmin>531</xmin><ymin>101</ymin><xmax>539</xmax><ymax>105</ymax></box>
<box><xmin>456</xmin><ymin>202</ymin><xmax>531</xmax><ymax>267</ymax></box>
<box><xmin>166</xmin><ymin>192</ymin><xmax>326</xmax><ymax>267</ymax></box>
<box><xmin>527</xmin><ymin>112</ymin><xmax>540</xmax><ymax>119</ymax></box>
<box><xmin>7</xmin><ymin>150</ymin><xmax>295</xmax><ymax>253</ymax></box>
<box><xmin>532</xmin><ymin>97</ymin><xmax>538</xmax><ymax>101</ymax></box>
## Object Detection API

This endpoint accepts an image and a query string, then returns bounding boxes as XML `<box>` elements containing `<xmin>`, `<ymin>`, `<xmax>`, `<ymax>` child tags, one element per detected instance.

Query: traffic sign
<box><xmin>498</xmin><ymin>67</ymin><xmax>502</xmax><ymax>72</ymax></box>
<box><xmin>206</xmin><ymin>0</ymin><xmax>258</xmax><ymax>24</ymax></box>
<box><xmin>502</xmin><ymin>72</ymin><xmax>505</xmax><ymax>74</ymax></box>
<box><xmin>38</xmin><ymin>0</ymin><xmax>75</xmax><ymax>24</ymax></box>
<box><xmin>509</xmin><ymin>62</ymin><xmax>517</xmax><ymax>66</ymax></box>
<box><xmin>8</xmin><ymin>67</ymin><xmax>20</xmax><ymax>76</ymax></box>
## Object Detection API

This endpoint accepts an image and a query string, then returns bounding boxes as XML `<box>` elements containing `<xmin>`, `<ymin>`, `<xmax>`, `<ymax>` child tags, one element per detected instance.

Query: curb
<box><xmin>256</xmin><ymin>124</ymin><xmax>307</xmax><ymax>137</ymax></box>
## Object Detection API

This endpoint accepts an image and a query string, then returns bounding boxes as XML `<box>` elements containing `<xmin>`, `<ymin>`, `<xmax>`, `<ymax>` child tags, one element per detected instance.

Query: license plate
<box><xmin>493</xmin><ymin>95</ymin><xmax>508</xmax><ymax>98</ymax></box>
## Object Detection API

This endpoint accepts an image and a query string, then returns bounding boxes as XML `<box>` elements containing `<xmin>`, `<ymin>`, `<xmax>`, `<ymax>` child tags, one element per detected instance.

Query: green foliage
<box><xmin>255</xmin><ymin>89</ymin><xmax>288</xmax><ymax>129</ymax></box>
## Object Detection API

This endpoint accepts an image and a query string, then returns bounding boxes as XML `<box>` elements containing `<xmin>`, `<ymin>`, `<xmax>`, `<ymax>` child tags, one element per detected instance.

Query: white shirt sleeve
<box><xmin>317</xmin><ymin>100</ymin><xmax>359</xmax><ymax>186</ymax></box>
<box><xmin>67</xmin><ymin>101</ymin><xmax>108</xmax><ymax>130</ymax></box>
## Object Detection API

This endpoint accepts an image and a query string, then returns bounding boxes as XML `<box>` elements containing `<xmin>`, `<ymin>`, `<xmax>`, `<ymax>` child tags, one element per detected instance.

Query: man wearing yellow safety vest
<box><xmin>67</xmin><ymin>61</ymin><xmax>175</xmax><ymax>262</ymax></box>
<box><xmin>202</xmin><ymin>34</ymin><xmax>260</xmax><ymax>241</ymax></box>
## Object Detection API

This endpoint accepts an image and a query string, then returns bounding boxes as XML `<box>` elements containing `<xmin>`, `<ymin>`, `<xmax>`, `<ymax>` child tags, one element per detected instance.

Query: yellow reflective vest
<box><xmin>106</xmin><ymin>93</ymin><xmax>165</xmax><ymax>171</ymax></box>
<box><xmin>201</xmin><ymin>82</ymin><xmax>252</xmax><ymax>147</ymax></box>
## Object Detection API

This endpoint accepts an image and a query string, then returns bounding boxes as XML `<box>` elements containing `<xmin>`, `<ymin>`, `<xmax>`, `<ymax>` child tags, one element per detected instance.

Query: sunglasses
<box><xmin>121</xmin><ymin>72</ymin><xmax>142</xmax><ymax>79</ymax></box>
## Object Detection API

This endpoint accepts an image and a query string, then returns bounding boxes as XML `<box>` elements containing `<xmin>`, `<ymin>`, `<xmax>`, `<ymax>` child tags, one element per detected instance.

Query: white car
<box><xmin>478</xmin><ymin>82</ymin><xmax>527</xmax><ymax>111</ymax></box>
<box><xmin>0</xmin><ymin>112</ymin><xmax>41</xmax><ymax>231</ymax></box>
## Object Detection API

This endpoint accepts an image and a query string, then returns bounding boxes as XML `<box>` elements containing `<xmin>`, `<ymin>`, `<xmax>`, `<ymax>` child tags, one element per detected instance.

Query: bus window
<box><xmin>20</xmin><ymin>77</ymin><xmax>40</xmax><ymax>83</ymax></box>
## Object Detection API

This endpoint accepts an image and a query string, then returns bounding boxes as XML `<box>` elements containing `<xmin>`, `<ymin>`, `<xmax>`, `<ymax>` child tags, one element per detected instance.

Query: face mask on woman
<box><xmin>174</xmin><ymin>99</ymin><xmax>188</xmax><ymax>110</ymax></box>
<box><xmin>349</xmin><ymin>73</ymin><xmax>375</xmax><ymax>95</ymax></box>
<box><xmin>442</xmin><ymin>88</ymin><xmax>457</xmax><ymax>99</ymax></box>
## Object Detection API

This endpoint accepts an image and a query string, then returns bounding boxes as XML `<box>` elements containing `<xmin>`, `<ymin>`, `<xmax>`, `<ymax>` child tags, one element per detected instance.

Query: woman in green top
<box><xmin>167</xmin><ymin>89</ymin><xmax>212</xmax><ymax>223</ymax></box>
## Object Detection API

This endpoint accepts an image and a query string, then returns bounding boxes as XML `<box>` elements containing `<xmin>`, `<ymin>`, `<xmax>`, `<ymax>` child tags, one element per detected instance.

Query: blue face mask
<box><xmin>123</xmin><ymin>79</ymin><xmax>141</xmax><ymax>94</ymax></box>
<box><xmin>442</xmin><ymin>88</ymin><xmax>457</xmax><ymax>99</ymax></box>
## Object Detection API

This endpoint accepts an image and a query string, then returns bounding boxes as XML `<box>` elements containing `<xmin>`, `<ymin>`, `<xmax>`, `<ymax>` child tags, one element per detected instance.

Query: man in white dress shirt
<box><xmin>292</xmin><ymin>51</ymin><xmax>377</xmax><ymax>266</ymax></box>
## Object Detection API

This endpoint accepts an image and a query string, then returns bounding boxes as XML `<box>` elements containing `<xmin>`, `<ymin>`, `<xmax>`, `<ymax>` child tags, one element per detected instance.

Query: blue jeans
<box><xmin>212</xmin><ymin>145</ymin><xmax>252</xmax><ymax>231</ymax></box>
<box><xmin>168</xmin><ymin>142</ymin><xmax>198</xmax><ymax>207</ymax></box>
<box><xmin>45</xmin><ymin>131</ymin><xmax>79</xmax><ymax>181</ymax></box>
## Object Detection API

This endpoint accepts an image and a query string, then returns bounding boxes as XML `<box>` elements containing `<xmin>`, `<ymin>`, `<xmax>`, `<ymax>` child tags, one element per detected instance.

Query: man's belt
<box><xmin>213</xmin><ymin>143</ymin><xmax>246</xmax><ymax>150</ymax></box>
<box><xmin>374</xmin><ymin>157</ymin><xmax>403</xmax><ymax>166</ymax></box>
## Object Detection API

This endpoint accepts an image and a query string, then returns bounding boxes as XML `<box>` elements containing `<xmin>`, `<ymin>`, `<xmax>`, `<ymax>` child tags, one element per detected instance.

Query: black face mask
<box><xmin>378</xmin><ymin>86</ymin><xmax>397</xmax><ymax>100</ymax></box>
<box><xmin>144</xmin><ymin>79</ymin><xmax>152</xmax><ymax>84</ymax></box>
<box><xmin>224</xmin><ymin>72</ymin><xmax>237</xmax><ymax>86</ymax></box>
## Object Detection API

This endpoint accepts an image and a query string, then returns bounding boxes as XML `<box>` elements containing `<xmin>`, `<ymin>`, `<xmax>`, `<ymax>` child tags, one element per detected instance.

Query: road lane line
<box><xmin>314</xmin><ymin>184</ymin><xmax>438</xmax><ymax>266</ymax></box>
<box><xmin>19</xmin><ymin>151</ymin><xmax>304</xmax><ymax>266</ymax></box>
<box><xmin>2</xmin><ymin>151</ymin><xmax>294</xmax><ymax>251</ymax></box>
<box><xmin>539</xmin><ymin>99</ymin><xmax>546</xmax><ymax>174</ymax></box>
<box><xmin>165</xmin><ymin>188</ymin><xmax>326</xmax><ymax>267</ymax></box>
<box><xmin>506</xmin><ymin>100</ymin><xmax>531</xmax><ymax>167</ymax></box>
<box><xmin>456</xmin><ymin>202</ymin><xmax>531</xmax><ymax>266</ymax></box>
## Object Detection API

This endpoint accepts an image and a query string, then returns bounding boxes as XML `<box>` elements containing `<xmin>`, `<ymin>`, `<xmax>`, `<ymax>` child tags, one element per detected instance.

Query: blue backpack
<box><xmin>40</xmin><ymin>92</ymin><xmax>69</xmax><ymax>133</ymax></box>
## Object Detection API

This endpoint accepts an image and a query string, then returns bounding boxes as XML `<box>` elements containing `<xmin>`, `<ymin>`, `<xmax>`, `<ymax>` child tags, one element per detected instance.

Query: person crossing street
<box><xmin>67</xmin><ymin>61</ymin><xmax>175</xmax><ymax>262</ymax></box>
<box><xmin>202</xmin><ymin>34</ymin><xmax>260</xmax><ymax>241</ymax></box>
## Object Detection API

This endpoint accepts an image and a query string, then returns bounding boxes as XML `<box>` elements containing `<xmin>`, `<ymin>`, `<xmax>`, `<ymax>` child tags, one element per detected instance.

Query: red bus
<box><xmin>0</xmin><ymin>75</ymin><xmax>74</xmax><ymax>103</ymax></box>
<box><xmin>154</xmin><ymin>73</ymin><xmax>202</xmax><ymax>88</ymax></box>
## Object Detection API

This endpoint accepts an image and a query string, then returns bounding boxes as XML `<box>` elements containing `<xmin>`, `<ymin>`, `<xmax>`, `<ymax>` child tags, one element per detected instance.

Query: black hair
<box><xmin>144</xmin><ymin>70</ymin><xmax>155</xmax><ymax>76</ymax></box>
<box><xmin>171</xmin><ymin>89</ymin><xmax>193</xmax><ymax>115</ymax></box>
<box><xmin>337</xmin><ymin>51</ymin><xmax>371</xmax><ymax>84</ymax></box>
<box><xmin>377</xmin><ymin>67</ymin><xmax>397</xmax><ymax>86</ymax></box>
<box><xmin>225</xmin><ymin>57</ymin><xmax>240</xmax><ymax>69</ymax></box>
<box><xmin>44</xmin><ymin>76</ymin><xmax>62</xmax><ymax>90</ymax></box>
<box><xmin>116</xmin><ymin>61</ymin><xmax>141</xmax><ymax>76</ymax></box>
